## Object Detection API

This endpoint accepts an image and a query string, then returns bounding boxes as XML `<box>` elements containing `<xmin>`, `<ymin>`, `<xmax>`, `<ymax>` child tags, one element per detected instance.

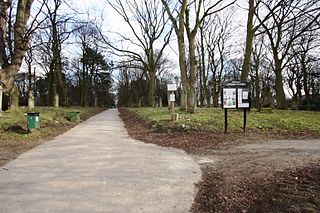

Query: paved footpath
<box><xmin>0</xmin><ymin>109</ymin><xmax>201</xmax><ymax>213</ymax></box>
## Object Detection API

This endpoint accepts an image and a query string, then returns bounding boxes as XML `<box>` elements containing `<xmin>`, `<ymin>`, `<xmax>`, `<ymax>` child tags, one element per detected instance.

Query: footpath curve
<box><xmin>0</xmin><ymin>109</ymin><xmax>201</xmax><ymax>213</ymax></box>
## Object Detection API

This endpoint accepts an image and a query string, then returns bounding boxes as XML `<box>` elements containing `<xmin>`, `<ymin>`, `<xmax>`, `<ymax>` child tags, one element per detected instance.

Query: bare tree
<box><xmin>256</xmin><ymin>0</ymin><xmax>320</xmax><ymax>109</ymax></box>
<box><xmin>240</xmin><ymin>0</ymin><xmax>255</xmax><ymax>81</ymax></box>
<box><xmin>0</xmin><ymin>0</ymin><xmax>39</xmax><ymax>109</ymax></box>
<box><xmin>241</xmin><ymin>0</ymin><xmax>281</xmax><ymax>81</ymax></box>
<box><xmin>285</xmin><ymin>29</ymin><xmax>320</xmax><ymax>107</ymax></box>
<box><xmin>116</xmin><ymin>61</ymin><xmax>147</xmax><ymax>107</ymax></box>
<box><xmin>74</xmin><ymin>22</ymin><xmax>101</xmax><ymax>106</ymax></box>
<box><xmin>162</xmin><ymin>0</ymin><xmax>235</xmax><ymax>113</ymax></box>
<box><xmin>206</xmin><ymin>11</ymin><xmax>234</xmax><ymax>107</ymax></box>
<box><xmin>0</xmin><ymin>0</ymin><xmax>46</xmax><ymax>83</ymax></box>
<box><xmin>102</xmin><ymin>0</ymin><xmax>172</xmax><ymax>107</ymax></box>
<box><xmin>24</xmin><ymin>44</ymin><xmax>36</xmax><ymax>109</ymax></box>
<box><xmin>293</xmin><ymin>31</ymin><xmax>320</xmax><ymax>103</ymax></box>
<box><xmin>250</xmin><ymin>34</ymin><xmax>271</xmax><ymax>111</ymax></box>
<box><xmin>33</xmin><ymin>0</ymin><xmax>78</xmax><ymax>107</ymax></box>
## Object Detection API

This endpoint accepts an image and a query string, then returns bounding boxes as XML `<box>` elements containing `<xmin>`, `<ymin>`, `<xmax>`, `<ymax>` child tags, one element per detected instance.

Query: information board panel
<box><xmin>237</xmin><ymin>88</ymin><xmax>250</xmax><ymax>108</ymax></box>
<box><xmin>223</xmin><ymin>88</ymin><xmax>237</xmax><ymax>108</ymax></box>
<box><xmin>221</xmin><ymin>81</ymin><xmax>250</xmax><ymax>109</ymax></box>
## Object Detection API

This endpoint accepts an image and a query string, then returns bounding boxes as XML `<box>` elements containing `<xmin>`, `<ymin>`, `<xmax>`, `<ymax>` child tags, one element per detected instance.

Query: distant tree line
<box><xmin>0</xmin><ymin>0</ymin><xmax>114</xmax><ymax>110</ymax></box>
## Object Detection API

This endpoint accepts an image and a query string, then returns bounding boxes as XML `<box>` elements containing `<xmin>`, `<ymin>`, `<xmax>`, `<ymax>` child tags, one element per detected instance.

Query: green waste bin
<box><xmin>27</xmin><ymin>112</ymin><xmax>40</xmax><ymax>130</ymax></box>
<box><xmin>68</xmin><ymin>111</ymin><xmax>80</xmax><ymax>123</ymax></box>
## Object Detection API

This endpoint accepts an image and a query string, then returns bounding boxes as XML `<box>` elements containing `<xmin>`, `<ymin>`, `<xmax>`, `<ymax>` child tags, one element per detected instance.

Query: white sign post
<box><xmin>167</xmin><ymin>84</ymin><xmax>178</xmax><ymax>122</ymax></box>
<box><xmin>167</xmin><ymin>84</ymin><xmax>177</xmax><ymax>92</ymax></box>
<box><xmin>169</xmin><ymin>94</ymin><xmax>175</xmax><ymax>102</ymax></box>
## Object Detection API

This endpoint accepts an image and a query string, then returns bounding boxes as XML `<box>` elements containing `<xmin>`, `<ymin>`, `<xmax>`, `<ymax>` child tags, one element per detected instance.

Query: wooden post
<box><xmin>243</xmin><ymin>108</ymin><xmax>247</xmax><ymax>133</ymax></box>
<box><xmin>224</xmin><ymin>108</ymin><xmax>228</xmax><ymax>134</ymax></box>
<box><xmin>0</xmin><ymin>84</ymin><xmax>3</xmax><ymax>111</ymax></box>
<box><xmin>171</xmin><ymin>92</ymin><xmax>175</xmax><ymax>122</ymax></box>
<box><xmin>167</xmin><ymin>84</ymin><xmax>177</xmax><ymax>122</ymax></box>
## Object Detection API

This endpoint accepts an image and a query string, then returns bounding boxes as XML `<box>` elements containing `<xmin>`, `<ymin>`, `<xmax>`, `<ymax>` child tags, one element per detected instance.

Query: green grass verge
<box><xmin>128</xmin><ymin>107</ymin><xmax>320</xmax><ymax>133</ymax></box>
<box><xmin>0</xmin><ymin>107</ymin><xmax>105</xmax><ymax>142</ymax></box>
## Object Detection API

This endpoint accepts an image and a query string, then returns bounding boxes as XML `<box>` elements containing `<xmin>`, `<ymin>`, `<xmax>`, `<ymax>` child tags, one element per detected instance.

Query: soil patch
<box><xmin>119</xmin><ymin>108</ymin><xmax>320</xmax><ymax>212</ymax></box>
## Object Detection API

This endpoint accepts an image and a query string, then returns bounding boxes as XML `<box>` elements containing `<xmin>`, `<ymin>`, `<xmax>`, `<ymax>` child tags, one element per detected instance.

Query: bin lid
<box><xmin>27</xmin><ymin>112</ymin><xmax>40</xmax><ymax>116</ymax></box>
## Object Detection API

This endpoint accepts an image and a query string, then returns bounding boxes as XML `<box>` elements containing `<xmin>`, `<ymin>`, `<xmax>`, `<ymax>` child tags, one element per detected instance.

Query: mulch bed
<box><xmin>192</xmin><ymin>165</ymin><xmax>320</xmax><ymax>213</ymax></box>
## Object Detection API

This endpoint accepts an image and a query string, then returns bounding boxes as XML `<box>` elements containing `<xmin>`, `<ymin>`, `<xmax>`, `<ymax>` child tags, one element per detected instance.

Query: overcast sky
<box><xmin>33</xmin><ymin>0</ymin><xmax>249</xmax><ymax>76</ymax></box>
<box><xmin>73</xmin><ymin>0</ymin><xmax>248</xmax><ymax>58</ymax></box>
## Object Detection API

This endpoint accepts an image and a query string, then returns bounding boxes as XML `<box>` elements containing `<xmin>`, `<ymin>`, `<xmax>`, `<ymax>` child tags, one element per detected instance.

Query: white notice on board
<box><xmin>238</xmin><ymin>89</ymin><xmax>249</xmax><ymax>108</ymax></box>
<box><xmin>170</xmin><ymin>94</ymin><xmax>175</xmax><ymax>102</ymax></box>
<box><xmin>242</xmin><ymin>91</ymin><xmax>249</xmax><ymax>100</ymax></box>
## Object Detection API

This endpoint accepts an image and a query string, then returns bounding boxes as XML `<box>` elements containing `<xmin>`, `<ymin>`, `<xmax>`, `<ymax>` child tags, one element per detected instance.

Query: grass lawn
<box><xmin>0</xmin><ymin>106</ymin><xmax>105</xmax><ymax>166</ymax></box>
<box><xmin>0</xmin><ymin>106</ymin><xmax>105</xmax><ymax>142</ymax></box>
<box><xmin>128</xmin><ymin>107</ymin><xmax>320</xmax><ymax>134</ymax></box>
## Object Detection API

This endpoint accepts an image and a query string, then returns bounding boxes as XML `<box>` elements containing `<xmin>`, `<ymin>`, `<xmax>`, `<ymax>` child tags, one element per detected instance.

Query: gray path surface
<box><xmin>0</xmin><ymin>109</ymin><xmax>201</xmax><ymax>213</ymax></box>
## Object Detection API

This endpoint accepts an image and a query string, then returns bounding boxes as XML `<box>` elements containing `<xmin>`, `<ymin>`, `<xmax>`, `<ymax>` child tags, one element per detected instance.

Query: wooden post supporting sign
<box><xmin>167</xmin><ymin>84</ymin><xmax>177</xmax><ymax>123</ymax></box>
<box><xmin>0</xmin><ymin>83</ymin><xmax>3</xmax><ymax>112</ymax></box>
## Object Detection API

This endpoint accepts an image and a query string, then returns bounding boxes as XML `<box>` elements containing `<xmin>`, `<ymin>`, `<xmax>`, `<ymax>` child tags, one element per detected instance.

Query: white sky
<box><xmin>72</xmin><ymin>0</ymin><xmax>249</xmax><ymax>76</ymax></box>
<box><xmin>26</xmin><ymin>0</ymin><xmax>249</xmax><ymax>79</ymax></box>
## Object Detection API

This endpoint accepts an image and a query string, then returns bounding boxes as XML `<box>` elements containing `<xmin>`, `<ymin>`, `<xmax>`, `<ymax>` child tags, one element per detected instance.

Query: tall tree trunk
<box><xmin>28</xmin><ymin>89</ymin><xmax>34</xmax><ymax>109</ymax></box>
<box><xmin>0</xmin><ymin>0</ymin><xmax>11</xmax><ymax>68</ymax></box>
<box><xmin>56</xmin><ymin>52</ymin><xmax>67</xmax><ymax>106</ymax></box>
<box><xmin>274</xmin><ymin>59</ymin><xmax>286</xmax><ymax>109</ymax></box>
<box><xmin>27</xmin><ymin>55</ymin><xmax>34</xmax><ymax>109</ymax></box>
<box><xmin>177</xmin><ymin>33</ymin><xmax>188</xmax><ymax>110</ymax></box>
<box><xmin>198</xmin><ymin>46</ymin><xmax>204</xmax><ymax>107</ymax></box>
<box><xmin>254</xmin><ymin>67</ymin><xmax>261</xmax><ymax>111</ymax></box>
<box><xmin>48</xmin><ymin>61</ymin><xmax>54</xmax><ymax>106</ymax></box>
<box><xmin>9</xmin><ymin>84</ymin><xmax>19</xmax><ymax>110</ymax></box>
<box><xmin>198</xmin><ymin>30</ymin><xmax>207</xmax><ymax>107</ymax></box>
<box><xmin>168</xmin><ymin>0</ymin><xmax>188</xmax><ymax>111</ymax></box>
<box><xmin>296</xmin><ymin>74</ymin><xmax>302</xmax><ymax>106</ymax></box>
<box><xmin>187</xmin><ymin>86</ymin><xmax>196</xmax><ymax>113</ymax></box>
<box><xmin>81</xmin><ymin>63</ymin><xmax>85</xmax><ymax>106</ymax></box>
<box><xmin>77</xmin><ymin>62</ymin><xmax>81</xmax><ymax>106</ymax></box>
<box><xmin>159</xmin><ymin>97</ymin><xmax>163</xmax><ymax>107</ymax></box>
<box><xmin>54</xmin><ymin>87</ymin><xmax>59</xmax><ymax>108</ymax></box>
<box><xmin>51</xmin><ymin>18</ymin><xmax>67</xmax><ymax>107</ymax></box>
<box><xmin>301</xmin><ymin>58</ymin><xmax>310</xmax><ymax>103</ymax></box>
<box><xmin>200</xmin><ymin>34</ymin><xmax>208</xmax><ymax>107</ymax></box>
<box><xmin>0</xmin><ymin>0</ymin><xmax>34</xmax><ymax>91</ymax></box>
<box><xmin>148</xmin><ymin>71</ymin><xmax>156</xmax><ymax>107</ymax></box>
<box><xmin>211</xmin><ymin>55</ymin><xmax>219</xmax><ymax>107</ymax></box>
<box><xmin>187</xmin><ymin>35</ymin><xmax>197</xmax><ymax>113</ymax></box>
<box><xmin>241</xmin><ymin>0</ymin><xmax>255</xmax><ymax>81</ymax></box>
<box><xmin>212</xmin><ymin>90</ymin><xmax>217</xmax><ymax>107</ymax></box>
